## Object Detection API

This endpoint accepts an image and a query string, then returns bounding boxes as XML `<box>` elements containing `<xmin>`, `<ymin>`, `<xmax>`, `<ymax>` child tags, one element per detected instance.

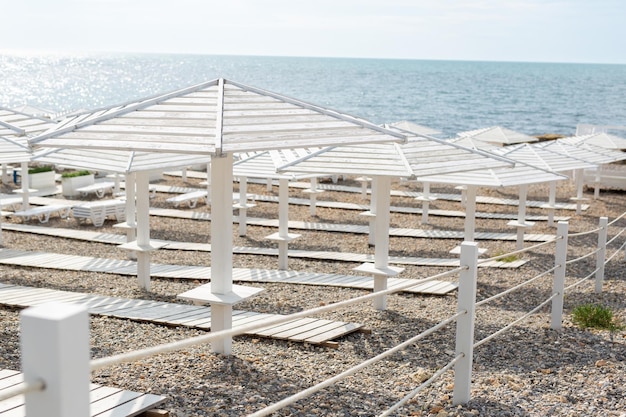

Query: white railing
<box><xmin>3</xmin><ymin>213</ymin><xmax>625</xmax><ymax>417</ymax></box>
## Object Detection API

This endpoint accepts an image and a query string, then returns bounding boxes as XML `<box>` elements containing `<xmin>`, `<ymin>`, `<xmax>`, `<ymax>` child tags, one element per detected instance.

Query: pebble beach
<box><xmin>1</xmin><ymin>172</ymin><xmax>625</xmax><ymax>417</ymax></box>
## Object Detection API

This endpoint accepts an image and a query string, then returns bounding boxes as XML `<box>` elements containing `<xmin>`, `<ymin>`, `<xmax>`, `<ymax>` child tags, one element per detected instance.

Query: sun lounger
<box><xmin>72</xmin><ymin>199</ymin><xmax>126</xmax><ymax>227</ymax></box>
<box><xmin>166</xmin><ymin>190</ymin><xmax>208</xmax><ymax>208</ymax></box>
<box><xmin>76</xmin><ymin>181</ymin><xmax>116</xmax><ymax>198</ymax></box>
<box><xmin>12</xmin><ymin>204</ymin><xmax>73</xmax><ymax>224</ymax></box>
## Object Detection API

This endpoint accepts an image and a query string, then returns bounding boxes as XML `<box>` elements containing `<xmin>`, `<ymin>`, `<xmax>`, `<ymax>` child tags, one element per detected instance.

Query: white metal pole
<box><xmin>453</xmin><ymin>241</ymin><xmax>479</xmax><ymax>405</ymax></box>
<box><xmin>595</xmin><ymin>217</ymin><xmax>608</xmax><ymax>293</ymax></box>
<box><xmin>551</xmin><ymin>221</ymin><xmax>569</xmax><ymax>330</ymax></box>
<box><xmin>135</xmin><ymin>171</ymin><xmax>151</xmax><ymax>291</ymax></box>
<box><xmin>21</xmin><ymin>303</ymin><xmax>90</xmax><ymax>417</ymax></box>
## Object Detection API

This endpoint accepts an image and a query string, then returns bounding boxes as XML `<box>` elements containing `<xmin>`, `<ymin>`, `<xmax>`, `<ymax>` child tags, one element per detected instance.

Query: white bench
<box><xmin>75</xmin><ymin>181</ymin><xmax>116</xmax><ymax>198</ymax></box>
<box><xmin>166</xmin><ymin>190</ymin><xmax>208</xmax><ymax>208</ymax></box>
<box><xmin>12</xmin><ymin>204</ymin><xmax>73</xmax><ymax>224</ymax></box>
<box><xmin>72</xmin><ymin>199</ymin><xmax>126</xmax><ymax>227</ymax></box>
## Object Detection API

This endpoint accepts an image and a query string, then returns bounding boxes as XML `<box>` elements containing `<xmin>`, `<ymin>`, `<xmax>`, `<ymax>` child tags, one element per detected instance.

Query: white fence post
<box><xmin>551</xmin><ymin>221</ymin><xmax>569</xmax><ymax>330</ymax></box>
<box><xmin>595</xmin><ymin>217</ymin><xmax>608</xmax><ymax>293</ymax></box>
<box><xmin>20</xmin><ymin>302</ymin><xmax>91</xmax><ymax>417</ymax></box>
<box><xmin>453</xmin><ymin>241</ymin><xmax>479</xmax><ymax>405</ymax></box>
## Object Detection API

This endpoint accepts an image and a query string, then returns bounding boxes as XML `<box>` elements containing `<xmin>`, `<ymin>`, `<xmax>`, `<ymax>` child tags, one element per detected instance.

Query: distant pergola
<box><xmin>29</xmin><ymin>78</ymin><xmax>408</xmax><ymax>354</ymax></box>
<box><xmin>561</xmin><ymin>132</ymin><xmax>626</xmax><ymax>150</ymax></box>
<box><xmin>274</xmin><ymin>136</ymin><xmax>514</xmax><ymax>310</ymax></box>
<box><xmin>457</xmin><ymin>126</ymin><xmax>539</xmax><ymax>146</ymax></box>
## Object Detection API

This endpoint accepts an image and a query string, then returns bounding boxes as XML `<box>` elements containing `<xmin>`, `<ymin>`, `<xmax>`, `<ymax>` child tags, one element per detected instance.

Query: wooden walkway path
<box><xmin>0</xmin><ymin>368</ymin><xmax>166</xmax><ymax>417</ymax></box>
<box><xmin>0</xmin><ymin>282</ymin><xmax>364</xmax><ymax>347</ymax></box>
<box><xmin>0</xmin><ymin>248</ymin><xmax>459</xmax><ymax>295</ymax></box>
<box><xmin>162</xmin><ymin>170</ymin><xmax>589</xmax><ymax>211</ymax></box>
<box><xmin>1</xmin><ymin>223</ymin><xmax>527</xmax><ymax>268</ymax></box>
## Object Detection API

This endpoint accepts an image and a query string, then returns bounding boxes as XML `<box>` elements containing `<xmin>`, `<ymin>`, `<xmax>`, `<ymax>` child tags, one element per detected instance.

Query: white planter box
<box><xmin>28</xmin><ymin>170</ymin><xmax>57</xmax><ymax>190</ymax></box>
<box><xmin>62</xmin><ymin>174</ymin><xmax>95</xmax><ymax>197</ymax></box>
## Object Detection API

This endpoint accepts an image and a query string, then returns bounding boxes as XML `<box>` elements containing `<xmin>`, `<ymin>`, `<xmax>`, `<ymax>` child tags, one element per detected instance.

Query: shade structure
<box><xmin>389</xmin><ymin>120</ymin><xmax>443</xmax><ymax>137</ymax></box>
<box><xmin>275</xmin><ymin>134</ymin><xmax>515</xmax><ymax>309</ymax></box>
<box><xmin>29</xmin><ymin>77</ymin><xmax>408</xmax><ymax>355</ymax></box>
<box><xmin>534</xmin><ymin>140</ymin><xmax>626</xmax><ymax>165</ymax></box>
<box><xmin>457</xmin><ymin>126</ymin><xmax>539</xmax><ymax>146</ymax></box>
<box><xmin>561</xmin><ymin>132</ymin><xmax>626</xmax><ymax>150</ymax></box>
<box><xmin>417</xmin><ymin>158</ymin><xmax>568</xmax><ymax>250</ymax></box>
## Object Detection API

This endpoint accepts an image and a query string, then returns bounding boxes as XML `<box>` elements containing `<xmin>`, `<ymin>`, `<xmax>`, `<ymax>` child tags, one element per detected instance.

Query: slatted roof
<box><xmin>531</xmin><ymin>140</ymin><xmax>626</xmax><ymax>166</ymax></box>
<box><xmin>560</xmin><ymin>132</ymin><xmax>626</xmax><ymax>150</ymax></box>
<box><xmin>416</xmin><ymin>157</ymin><xmax>567</xmax><ymax>187</ymax></box>
<box><xmin>32</xmin><ymin>147</ymin><xmax>209</xmax><ymax>174</ymax></box>
<box><xmin>0</xmin><ymin>107</ymin><xmax>56</xmax><ymax>138</ymax></box>
<box><xmin>388</xmin><ymin>121</ymin><xmax>443</xmax><ymax>137</ymax></box>
<box><xmin>492</xmin><ymin>143</ymin><xmax>598</xmax><ymax>173</ymax></box>
<box><xmin>233</xmin><ymin>150</ymin><xmax>327</xmax><ymax>180</ymax></box>
<box><xmin>0</xmin><ymin>136</ymin><xmax>31</xmax><ymax>164</ymax></box>
<box><xmin>30</xmin><ymin>78</ymin><xmax>407</xmax><ymax>155</ymax></box>
<box><xmin>273</xmin><ymin>134</ymin><xmax>515</xmax><ymax>179</ymax></box>
<box><xmin>457</xmin><ymin>126</ymin><xmax>539</xmax><ymax>146</ymax></box>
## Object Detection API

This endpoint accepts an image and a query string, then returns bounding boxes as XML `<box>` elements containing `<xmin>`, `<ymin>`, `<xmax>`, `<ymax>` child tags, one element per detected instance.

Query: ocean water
<box><xmin>1</xmin><ymin>52</ymin><xmax>625</xmax><ymax>138</ymax></box>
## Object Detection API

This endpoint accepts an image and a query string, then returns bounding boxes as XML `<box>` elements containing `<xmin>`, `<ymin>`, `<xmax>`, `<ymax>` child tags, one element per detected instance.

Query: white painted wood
<box><xmin>595</xmin><ymin>217</ymin><xmax>608</xmax><ymax>293</ymax></box>
<box><xmin>20</xmin><ymin>303</ymin><xmax>90</xmax><ymax>417</ymax></box>
<box><xmin>20</xmin><ymin>162</ymin><xmax>29</xmax><ymax>211</ymax></box>
<box><xmin>551</xmin><ymin>222</ymin><xmax>569</xmax><ymax>330</ymax></box>
<box><xmin>453</xmin><ymin>242</ymin><xmax>479</xmax><ymax>405</ymax></box>
<box><xmin>135</xmin><ymin>171</ymin><xmax>151</xmax><ymax>290</ymax></box>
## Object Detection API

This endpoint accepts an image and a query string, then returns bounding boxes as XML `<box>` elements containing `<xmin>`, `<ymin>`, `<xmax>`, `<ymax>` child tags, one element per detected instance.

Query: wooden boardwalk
<box><xmin>0</xmin><ymin>282</ymin><xmax>364</xmax><ymax>347</ymax></box>
<box><xmin>0</xmin><ymin>248</ymin><xmax>460</xmax><ymax>295</ymax></box>
<box><xmin>0</xmin><ymin>223</ymin><xmax>527</xmax><ymax>268</ymax></box>
<box><xmin>0</xmin><ymin>368</ymin><xmax>166</xmax><ymax>417</ymax></box>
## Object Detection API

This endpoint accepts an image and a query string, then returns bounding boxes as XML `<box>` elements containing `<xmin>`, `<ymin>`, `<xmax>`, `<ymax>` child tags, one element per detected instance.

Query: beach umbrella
<box><xmin>417</xmin><ymin>158</ymin><xmax>568</xmax><ymax>251</ymax></box>
<box><xmin>29</xmin><ymin>78</ymin><xmax>408</xmax><ymax>355</ymax></box>
<box><xmin>275</xmin><ymin>135</ymin><xmax>514</xmax><ymax>310</ymax></box>
<box><xmin>457</xmin><ymin>126</ymin><xmax>539</xmax><ymax>146</ymax></box>
<box><xmin>561</xmin><ymin>132</ymin><xmax>626</xmax><ymax>150</ymax></box>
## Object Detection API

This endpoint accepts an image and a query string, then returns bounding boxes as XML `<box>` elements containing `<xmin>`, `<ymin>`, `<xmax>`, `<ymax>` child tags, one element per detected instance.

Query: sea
<box><xmin>1</xmin><ymin>52</ymin><xmax>626</xmax><ymax>138</ymax></box>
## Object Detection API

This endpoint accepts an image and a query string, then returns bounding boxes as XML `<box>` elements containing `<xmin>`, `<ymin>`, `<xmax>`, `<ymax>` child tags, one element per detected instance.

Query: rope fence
<box><xmin>4</xmin><ymin>211</ymin><xmax>625</xmax><ymax>417</ymax></box>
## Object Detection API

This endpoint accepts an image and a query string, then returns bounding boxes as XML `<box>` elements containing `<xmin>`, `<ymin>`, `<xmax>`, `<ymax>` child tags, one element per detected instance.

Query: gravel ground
<box><xmin>1</xmin><ymin>172</ymin><xmax>625</xmax><ymax>417</ymax></box>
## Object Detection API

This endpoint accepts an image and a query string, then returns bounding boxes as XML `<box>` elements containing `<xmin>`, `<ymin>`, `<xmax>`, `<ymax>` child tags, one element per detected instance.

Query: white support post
<box><xmin>266</xmin><ymin>178</ymin><xmax>273</xmax><ymax>192</ymax></box>
<box><xmin>135</xmin><ymin>171</ymin><xmax>151</xmax><ymax>291</ymax></box>
<box><xmin>308</xmin><ymin>177</ymin><xmax>318</xmax><ymax>216</ymax></box>
<box><xmin>453</xmin><ymin>241</ymin><xmax>479</xmax><ymax>405</ymax></box>
<box><xmin>373</xmin><ymin>176</ymin><xmax>391</xmax><ymax>310</ymax></box>
<box><xmin>368</xmin><ymin>178</ymin><xmax>378</xmax><ymax>246</ymax></box>
<box><xmin>595</xmin><ymin>217</ymin><xmax>608</xmax><ymax>293</ymax></box>
<box><xmin>237</xmin><ymin>176</ymin><xmax>249</xmax><ymax>237</ymax></box>
<box><xmin>1</xmin><ymin>163</ymin><xmax>7</xmax><ymax>184</ymax></box>
<box><xmin>21</xmin><ymin>303</ymin><xmax>90</xmax><ymax>417</ymax></box>
<box><xmin>547</xmin><ymin>181</ymin><xmax>556</xmax><ymax>227</ymax></box>
<box><xmin>125</xmin><ymin>172</ymin><xmax>137</xmax><ymax>260</ymax></box>
<box><xmin>21</xmin><ymin>161</ymin><xmax>30</xmax><ymax>211</ymax></box>
<box><xmin>574</xmin><ymin>168</ymin><xmax>584</xmax><ymax>215</ymax></box>
<box><xmin>422</xmin><ymin>182</ymin><xmax>431</xmax><ymax>224</ymax></box>
<box><xmin>211</xmin><ymin>154</ymin><xmax>234</xmax><ymax>354</ymax></box>
<box><xmin>181</xmin><ymin>167</ymin><xmax>187</xmax><ymax>182</ymax></box>
<box><xmin>205</xmin><ymin>162</ymin><xmax>212</xmax><ymax>207</ymax></box>
<box><xmin>551</xmin><ymin>221</ymin><xmax>569</xmax><ymax>330</ymax></box>
<box><xmin>516</xmin><ymin>184</ymin><xmax>528</xmax><ymax>250</ymax></box>
<box><xmin>464</xmin><ymin>185</ymin><xmax>477</xmax><ymax>242</ymax></box>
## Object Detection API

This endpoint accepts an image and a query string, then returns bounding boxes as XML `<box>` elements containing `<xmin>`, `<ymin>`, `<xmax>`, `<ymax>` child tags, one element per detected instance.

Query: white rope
<box><xmin>248</xmin><ymin>310</ymin><xmax>467</xmax><ymax>417</ymax></box>
<box><xmin>0</xmin><ymin>379</ymin><xmax>45</xmax><ymax>402</ymax></box>
<box><xmin>476</xmin><ymin>265</ymin><xmax>558</xmax><ymax>307</ymax></box>
<box><xmin>478</xmin><ymin>237</ymin><xmax>557</xmax><ymax>264</ymax></box>
<box><xmin>568</xmin><ymin>226</ymin><xmax>603</xmax><ymax>238</ymax></box>
<box><xmin>565</xmin><ymin>269</ymin><xmax>598</xmax><ymax>291</ymax></box>
<box><xmin>474</xmin><ymin>293</ymin><xmax>558</xmax><ymax>349</ymax></box>
<box><xmin>607</xmin><ymin>211</ymin><xmax>626</xmax><ymax>226</ymax></box>
<box><xmin>377</xmin><ymin>353</ymin><xmax>464</xmax><ymax>417</ymax></box>
<box><xmin>606</xmin><ymin>227</ymin><xmax>625</xmax><ymax>245</ymax></box>
<box><xmin>91</xmin><ymin>266</ymin><xmax>466</xmax><ymax>371</ymax></box>
<box><xmin>605</xmin><ymin>239</ymin><xmax>626</xmax><ymax>263</ymax></box>
<box><xmin>566</xmin><ymin>247</ymin><xmax>600</xmax><ymax>265</ymax></box>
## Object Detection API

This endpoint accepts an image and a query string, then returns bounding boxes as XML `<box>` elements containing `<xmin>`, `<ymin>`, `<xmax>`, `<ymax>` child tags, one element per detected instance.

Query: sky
<box><xmin>2</xmin><ymin>0</ymin><xmax>625</xmax><ymax>64</ymax></box>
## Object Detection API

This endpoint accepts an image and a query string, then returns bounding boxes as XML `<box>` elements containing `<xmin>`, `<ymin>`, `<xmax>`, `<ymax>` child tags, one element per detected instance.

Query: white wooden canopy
<box><xmin>274</xmin><ymin>135</ymin><xmax>514</xmax><ymax>178</ymax></box>
<box><xmin>493</xmin><ymin>143</ymin><xmax>598</xmax><ymax>173</ymax></box>
<box><xmin>457</xmin><ymin>126</ymin><xmax>539</xmax><ymax>146</ymax></box>
<box><xmin>528</xmin><ymin>141</ymin><xmax>626</xmax><ymax>166</ymax></box>
<box><xmin>0</xmin><ymin>107</ymin><xmax>56</xmax><ymax>139</ymax></box>
<box><xmin>389</xmin><ymin>120</ymin><xmax>443</xmax><ymax>137</ymax></box>
<box><xmin>30</xmin><ymin>78</ymin><xmax>407</xmax><ymax>155</ymax></box>
<box><xmin>233</xmin><ymin>150</ymin><xmax>325</xmax><ymax>181</ymax></box>
<box><xmin>0</xmin><ymin>136</ymin><xmax>31</xmax><ymax>164</ymax></box>
<box><xmin>561</xmin><ymin>132</ymin><xmax>626</xmax><ymax>150</ymax></box>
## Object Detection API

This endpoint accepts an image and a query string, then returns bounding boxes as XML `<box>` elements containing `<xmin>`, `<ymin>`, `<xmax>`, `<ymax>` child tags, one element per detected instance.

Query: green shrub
<box><xmin>493</xmin><ymin>251</ymin><xmax>520</xmax><ymax>263</ymax></box>
<box><xmin>27</xmin><ymin>165</ymin><xmax>53</xmax><ymax>174</ymax></box>
<box><xmin>572</xmin><ymin>304</ymin><xmax>624</xmax><ymax>332</ymax></box>
<box><xmin>61</xmin><ymin>170</ymin><xmax>92</xmax><ymax>178</ymax></box>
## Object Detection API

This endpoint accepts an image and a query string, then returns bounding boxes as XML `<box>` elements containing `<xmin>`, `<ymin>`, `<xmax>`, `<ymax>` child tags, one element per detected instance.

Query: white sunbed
<box><xmin>72</xmin><ymin>199</ymin><xmax>126</xmax><ymax>227</ymax></box>
<box><xmin>12</xmin><ymin>204</ymin><xmax>74</xmax><ymax>224</ymax></box>
<box><xmin>166</xmin><ymin>190</ymin><xmax>208</xmax><ymax>208</ymax></box>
